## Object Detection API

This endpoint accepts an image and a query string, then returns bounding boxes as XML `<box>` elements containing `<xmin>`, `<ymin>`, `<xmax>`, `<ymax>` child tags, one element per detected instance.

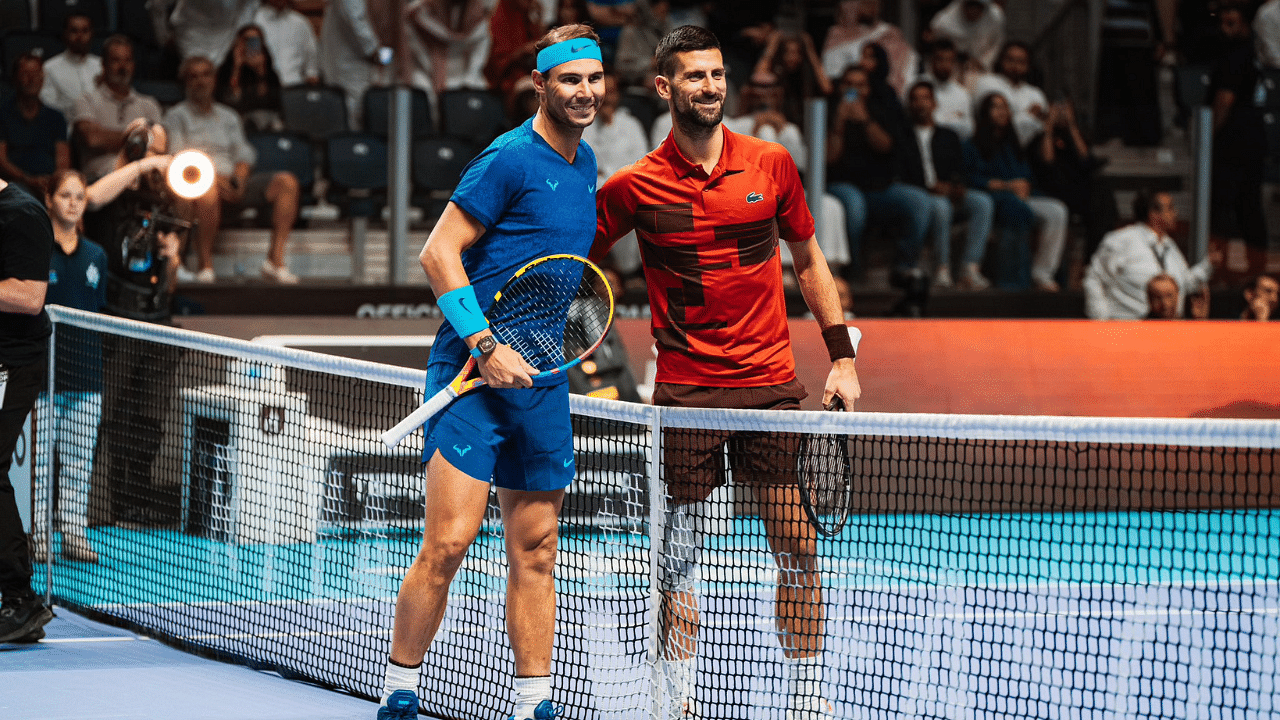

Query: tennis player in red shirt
<box><xmin>592</xmin><ymin>25</ymin><xmax>860</xmax><ymax>720</ymax></box>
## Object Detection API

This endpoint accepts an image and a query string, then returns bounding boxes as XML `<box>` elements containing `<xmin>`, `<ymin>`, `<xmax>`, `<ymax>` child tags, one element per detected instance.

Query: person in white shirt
<box><xmin>972</xmin><ymin>41</ymin><xmax>1048</xmax><ymax>147</ymax></box>
<box><xmin>254</xmin><ymin>0</ymin><xmax>321</xmax><ymax>86</ymax></box>
<box><xmin>404</xmin><ymin>0</ymin><xmax>492</xmax><ymax>96</ymax></box>
<box><xmin>40</xmin><ymin>14</ymin><xmax>102</xmax><ymax>123</ymax></box>
<box><xmin>320</xmin><ymin>0</ymin><xmax>385</xmax><ymax>125</ymax></box>
<box><xmin>165</xmin><ymin>56</ymin><xmax>301</xmax><ymax>284</ymax></box>
<box><xmin>927</xmin><ymin>0</ymin><xmax>1005</xmax><ymax>75</ymax></box>
<box><xmin>1084</xmin><ymin>190</ymin><xmax>1216</xmax><ymax>320</ymax></box>
<box><xmin>1255</xmin><ymin>0</ymin><xmax>1280</xmax><ymax>68</ymax></box>
<box><xmin>821</xmin><ymin>0</ymin><xmax>916</xmax><ymax>94</ymax></box>
<box><xmin>916</xmin><ymin>39</ymin><xmax>974</xmax><ymax>139</ymax></box>
<box><xmin>169</xmin><ymin>0</ymin><xmax>260</xmax><ymax>65</ymax></box>
<box><xmin>580</xmin><ymin>71</ymin><xmax>648</xmax><ymax>277</ymax></box>
<box><xmin>72</xmin><ymin>36</ymin><xmax>163</xmax><ymax>183</ymax></box>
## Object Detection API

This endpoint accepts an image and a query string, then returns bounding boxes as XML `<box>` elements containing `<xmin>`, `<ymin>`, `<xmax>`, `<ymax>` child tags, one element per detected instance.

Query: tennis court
<box><xmin>9</xmin><ymin>309</ymin><xmax>1280</xmax><ymax>720</ymax></box>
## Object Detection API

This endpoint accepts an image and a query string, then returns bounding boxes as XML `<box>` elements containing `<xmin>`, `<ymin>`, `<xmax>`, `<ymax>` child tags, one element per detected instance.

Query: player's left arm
<box><xmin>790</xmin><ymin>236</ymin><xmax>861</xmax><ymax>411</ymax></box>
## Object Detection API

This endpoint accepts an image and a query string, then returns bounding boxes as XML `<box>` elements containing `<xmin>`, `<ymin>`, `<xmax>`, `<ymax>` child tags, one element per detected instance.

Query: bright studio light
<box><xmin>167</xmin><ymin>150</ymin><xmax>215</xmax><ymax>199</ymax></box>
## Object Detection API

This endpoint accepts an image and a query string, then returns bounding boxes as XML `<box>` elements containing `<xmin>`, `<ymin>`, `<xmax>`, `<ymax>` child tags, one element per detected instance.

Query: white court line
<box><xmin>37</xmin><ymin>636</ymin><xmax>147</xmax><ymax>644</ymax></box>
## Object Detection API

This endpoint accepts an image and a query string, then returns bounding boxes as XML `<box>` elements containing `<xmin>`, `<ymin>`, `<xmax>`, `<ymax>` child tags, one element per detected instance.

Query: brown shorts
<box><xmin>652</xmin><ymin>379</ymin><xmax>807</xmax><ymax>503</ymax></box>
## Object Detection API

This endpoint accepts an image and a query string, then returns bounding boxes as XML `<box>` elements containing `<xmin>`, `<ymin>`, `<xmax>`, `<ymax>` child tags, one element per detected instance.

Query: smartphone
<box><xmin>377</xmin><ymin>46</ymin><xmax>394</xmax><ymax>66</ymax></box>
<box><xmin>843</xmin><ymin>88</ymin><xmax>859</xmax><ymax>103</ymax></box>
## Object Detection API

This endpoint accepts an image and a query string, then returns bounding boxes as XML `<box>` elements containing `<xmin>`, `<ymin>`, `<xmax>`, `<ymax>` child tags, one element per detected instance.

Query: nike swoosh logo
<box><xmin>454</xmin><ymin>444</ymin><xmax>472</xmax><ymax>457</ymax></box>
<box><xmin>571</xmin><ymin>43</ymin><xmax>590</xmax><ymax>53</ymax></box>
<box><xmin>458</xmin><ymin>296</ymin><xmax>472</xmax><ymax>313</ymax></box>
<box><xmin>563</xmin><ymin>458</ymin><xmax>573</xmax><ymax>468</ymax></box>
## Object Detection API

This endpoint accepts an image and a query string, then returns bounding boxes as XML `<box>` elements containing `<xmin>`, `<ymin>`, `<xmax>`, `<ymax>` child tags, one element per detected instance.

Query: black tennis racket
<box><xmin>796</xmin><ymin>396</ymin><xmax>854</xmax><ymax>536</ymax></box>
<box><xmin>381</xmin><ymin>254</ymin><xmax>615</xmax><ymax>448</ymax></box>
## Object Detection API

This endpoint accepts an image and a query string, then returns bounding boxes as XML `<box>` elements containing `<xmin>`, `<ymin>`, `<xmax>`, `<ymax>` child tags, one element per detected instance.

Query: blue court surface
<box><xmin>0</xmin><ymin>605</ymin><xmax>379</xmax><ymax>720</ymax></box>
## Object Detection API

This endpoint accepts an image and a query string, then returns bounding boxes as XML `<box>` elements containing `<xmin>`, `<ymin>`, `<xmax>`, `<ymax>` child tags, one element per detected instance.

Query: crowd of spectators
<box><xmin>0</xmin><ymin>0</ymin><xmax>1275</xmax><ymax>318</ymax></box>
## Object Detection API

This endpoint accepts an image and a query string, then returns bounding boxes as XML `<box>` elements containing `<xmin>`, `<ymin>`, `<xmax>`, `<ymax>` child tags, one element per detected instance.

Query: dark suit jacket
<box><xmin>899</xmin><ymin>124</ymin><xmax>965</xmax><ymax>189</ymax></box>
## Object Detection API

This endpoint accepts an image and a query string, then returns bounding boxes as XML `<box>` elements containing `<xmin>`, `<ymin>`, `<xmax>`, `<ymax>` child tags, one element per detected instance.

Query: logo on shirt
<box><xmin>546</xmin><ymin>179</ymin><xmax>560</xmax><ymax>191</ymax></box>
<box><xmin>746</xmin><ymin>192</ymin><xmax>764</xmax><ymax>203</ymax></box>
<box><xmin>454</xmin><ymin>444</ymin><xmax>472</xmax><ymax>457</ymax></box>
<box><xmin>563</xmin><ymin>458</ymin><xmax>573</xmax><ymax>468</ymax></box>
<box><xmin>86</xmin><ymin>263</ymin><xmax>101</xmax><ymax>289</ymax></box>
<box><xmin>49</xmin><ymin>269</ymin><xmax>58</xmax><ymax>284</ymax></box>
<box><xmin>588</xmin><ymin>183</ymin><xmax>595</xmax><ymax>193</ymax></box>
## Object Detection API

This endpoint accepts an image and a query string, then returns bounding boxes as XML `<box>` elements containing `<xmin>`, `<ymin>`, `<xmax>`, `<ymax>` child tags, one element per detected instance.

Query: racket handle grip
<box><xmin>380</xmin><ymin>388</ymin><xmax>456</xmax><ymax>449</ymax></box>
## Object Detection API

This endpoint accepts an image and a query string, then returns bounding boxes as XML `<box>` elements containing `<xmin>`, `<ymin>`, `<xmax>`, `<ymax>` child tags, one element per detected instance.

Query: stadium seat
<box><xmin>439</xmin><ymin>89</ymin><xmax>506</xmax><ymax>147</ymax></box>
<box><xmin>411</xmin><ymin>137</ymin><xmax>477</xmax><ymax>218</ymax></box>
<box><xmin>281</xmin><ymin>85</ymin><xmax>350</xmax><ymax>142</ymax></box>
<box><xmin>248</xmin><ymin>132</ymin><xmax>316</xmax><ymax>206</ymax></box>
<box><xmin>1260</xmin><ymin>69</ymin><xmax>1280</xmax><ymax>109</ymax></box>
<box><xmin>1173</xmin><ymin>64</ymin><xmax>1212</xmax><ymax>114</ymax></box>
<box><xmin>327</xmin><ymin>132</ymin><xmax>387</xmax><ymax>281</ymax></box>
<box><xmin>1</xmin><ymin>30</ymin><xmax>63</xmax><ymax>80</ymax></box>
<box><xmin>38</xmin><ymin>0</ymin><xmax>107</xmax><ymax>35</ymax></box>
<box><xmin>133</xmin><ymin>78</ymin><xmax>184</xmax><ymax>108</ymax></box>
<box><xmin>362</xmin><ymin>86</ymin><xmax>434</xmax><ymax>138</ymax></box>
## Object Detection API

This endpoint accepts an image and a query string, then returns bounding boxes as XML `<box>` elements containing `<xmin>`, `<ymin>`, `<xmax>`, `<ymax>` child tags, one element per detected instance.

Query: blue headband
<box><xmin>536</xmin><ymin>39</ymin><xmax>603</xmax><ymax>74</ymax></box>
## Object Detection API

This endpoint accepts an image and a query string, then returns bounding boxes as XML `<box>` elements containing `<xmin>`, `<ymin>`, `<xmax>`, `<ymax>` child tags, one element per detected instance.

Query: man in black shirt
<box><xmin>0</xmin><ymin>178</ymin><xmax>55</xmax><ymax>643</ymax></box>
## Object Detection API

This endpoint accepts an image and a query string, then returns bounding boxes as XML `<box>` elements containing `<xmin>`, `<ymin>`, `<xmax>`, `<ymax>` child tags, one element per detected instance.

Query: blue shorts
<box><xmin>422</xmin><ymin>366</ymin><xmax>575</xmax><ymax>492</ymax></box>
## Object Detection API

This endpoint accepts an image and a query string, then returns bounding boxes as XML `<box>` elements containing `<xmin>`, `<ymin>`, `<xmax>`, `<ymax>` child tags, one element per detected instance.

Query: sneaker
<box><xmin>11</xmin><ymin>626</ymin><xmax>45</xmax><ymax>643</ymax></box>
<box><xmin>0</xmin><ymin>595</ymin><xmax>54</xmax><ymax>643</ymax></box>
<box><xmin>934</xmin><ymin>265</ymin><xmax>954</xmax><ymax>289</ymax></box>
<box><xmin>1032</xmin><ymin>276</ymin><xmax>1061</xmax><ymax>293</ymax></box>
<box><xmin>194</xmin><ymin>268</ymin><xmax>217</xmax><ymax>284</ymax></box>
<box><xmin>261</xmin><ymin>260</ymin><xmax>299</xmax><ymax>284</ymax></box>
<box><xmin>376</xmin><ymin>689</ymin><xmax>418</xmax><ymax>719</ymax></box>
<box><xmin>510</xmin><ymin>699</ymin><xmax>563</xmax><ymax>720</ymax></box>
<box><xmin>62</xmin><ymin>533</ymin><xmax>99</xmax><ymax>563</ymax></box>
<box><xmin>176</xmin><ymin>265</ymin><xmax>197</xmax><ymax>283</ymax></box>
<box><xmin>959</xmin><ymin>263</ymin><xmax>991</xmax><ymax>291</ymax></box>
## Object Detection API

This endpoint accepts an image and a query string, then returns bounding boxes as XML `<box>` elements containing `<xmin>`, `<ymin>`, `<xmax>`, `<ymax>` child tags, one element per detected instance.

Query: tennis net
<box><xmin>32</xmin><ymin>307</ymin><xmax>1280</xmax><ymax>720</ymax></box>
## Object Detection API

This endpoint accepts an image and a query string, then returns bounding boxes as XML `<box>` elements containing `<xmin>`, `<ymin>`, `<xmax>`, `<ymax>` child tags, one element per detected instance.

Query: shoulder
<box><xmin>732</xmin><ymin>130</ymin><xmax>793</xmax><ymax>166</ymax></box>
<box><xmin>134</xmin><ymin>92</ymin><xmax>163</xmax><ymax>117</ymax></box>
<box><xmin>79</xmin><ymin>236</ymin><xmax>108</xmax><ymax>259</ymax></box>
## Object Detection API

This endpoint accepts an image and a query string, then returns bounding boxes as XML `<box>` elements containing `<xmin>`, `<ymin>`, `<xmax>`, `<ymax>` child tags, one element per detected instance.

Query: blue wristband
<box><xmin>437</xmin><ymin>285</ymin><xmax>489</xmax><ymax>339</ymax></box>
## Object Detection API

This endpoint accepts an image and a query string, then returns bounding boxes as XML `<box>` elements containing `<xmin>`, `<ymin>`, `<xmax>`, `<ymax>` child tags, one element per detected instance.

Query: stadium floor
<box><xmin>0</xmin><ymin>606</ymin><xmax>377</xmax><ymax>720</ymax></box>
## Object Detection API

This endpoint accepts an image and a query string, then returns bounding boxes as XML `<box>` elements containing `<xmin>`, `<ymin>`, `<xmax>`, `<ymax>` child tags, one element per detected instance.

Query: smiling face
<box><xmin>536</xmin><ymin>57</ymin><xmax>605</xmax><ymax>130</ymax></box>
<box><xmin>658</xmin><ymin>48</ymin><xmax>727</xmax><ymax>135</ymax></box>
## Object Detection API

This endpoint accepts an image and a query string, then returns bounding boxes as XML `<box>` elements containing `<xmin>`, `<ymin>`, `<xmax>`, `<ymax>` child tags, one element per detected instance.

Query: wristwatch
<box><xmin>470</xmin><ymin>335</ymin><xmax>498</xmax><ymax>359</ymax></box>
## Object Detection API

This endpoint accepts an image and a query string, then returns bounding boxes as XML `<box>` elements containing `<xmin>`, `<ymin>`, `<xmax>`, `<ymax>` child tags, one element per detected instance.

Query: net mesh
<box><xmin>32</xmin><ymin>307</ymin><xmax>1280</xmax><ymax>720</ymax></box>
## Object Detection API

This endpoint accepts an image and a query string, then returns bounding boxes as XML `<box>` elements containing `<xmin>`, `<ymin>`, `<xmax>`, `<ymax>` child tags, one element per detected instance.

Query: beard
<box><xmin>672</xmin><ymin>91</ymin><xmax>724</xmax><ymax>136</ymax></box>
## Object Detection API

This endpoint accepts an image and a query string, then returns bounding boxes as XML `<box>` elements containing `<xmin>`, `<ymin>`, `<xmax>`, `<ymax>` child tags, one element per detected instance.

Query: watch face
<box><xmin>478</xmin><ymin>336</ymin><xmax>497</xmax><ymax>354</ymax></box>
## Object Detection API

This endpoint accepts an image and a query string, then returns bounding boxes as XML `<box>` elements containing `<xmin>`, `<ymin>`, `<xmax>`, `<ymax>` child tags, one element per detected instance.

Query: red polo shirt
<box><xmin>593</xmin><ymin>127</ymin><xmax>816</xmax><ymax>387</ymax></box>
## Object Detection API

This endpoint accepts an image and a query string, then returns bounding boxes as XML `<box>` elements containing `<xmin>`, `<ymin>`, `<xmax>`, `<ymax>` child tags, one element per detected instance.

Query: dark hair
<box><xmin>535</xmin><ymin>23</ymin><xmax>601</xmax><ymax>54</ymax></box>
<box><xmin>996</xmin><ymin>41</ymin><xmax>1031</xmax><ymax>71</ymax></box>
<box><xmin>654</xmin><ymin>25</ymin><xmax>720</xmax><ymax>79</ymax></box>
<box><xmin>12</xmin><ymin>51</ymin><xmax>42</xmax><ymax>76</ymax></box>
<box><xmin>972</xmin><ymin>92</ymin><xmax>1020</xmax><ymax>161</ymax></box>
<box><xmin>1131</xmin><ymin>189</ymin><xmax>1156</xmax><ymax>223</ymax></box>
<box><xmin>929</xmin><ymin>38</ymin><xmax>958</xmax><ymax>56</ymax></box>
<box><xmin>908</xmin><ymin>80</ymin><xmax>935</xmax><ymax>100</ymax></box>
<box><xmin>63</xmin><ymin>12</ymin><xmax>93</xmax><ymax>32</ymax></box>
<box><xmin>46</xmin><ymin>168</ymin><xmax>87</xmax><ymax>201</ymax></box>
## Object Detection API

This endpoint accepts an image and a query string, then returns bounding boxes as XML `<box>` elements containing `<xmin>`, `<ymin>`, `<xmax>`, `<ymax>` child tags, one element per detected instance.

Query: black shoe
<box><xmin>8</xmin><ymin>626</ymin><xmax>45</xmax><ymax>643</ymax></box>
<box><xmin>0</xmin><ymin>595</ymin><xmax>54</xmax><ymax>643</ymax></box>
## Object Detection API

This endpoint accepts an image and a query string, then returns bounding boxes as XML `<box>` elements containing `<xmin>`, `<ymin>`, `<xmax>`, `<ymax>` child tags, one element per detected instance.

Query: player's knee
<box><xmin>415</xmin><ymin>534</ymin><xmax>473</xmax><ymax>578</ymax></box>
<box><xmin>509</xmin><ymin>531</ymin><xmax>558</xmax><ymax>576</ymax></box>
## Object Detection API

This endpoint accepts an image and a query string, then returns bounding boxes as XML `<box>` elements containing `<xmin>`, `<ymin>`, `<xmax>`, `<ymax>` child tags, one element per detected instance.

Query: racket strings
<box><xmin>489</xmin><ymin>258</ymin><xmax>612</xmax><ymax>371</ymax></box>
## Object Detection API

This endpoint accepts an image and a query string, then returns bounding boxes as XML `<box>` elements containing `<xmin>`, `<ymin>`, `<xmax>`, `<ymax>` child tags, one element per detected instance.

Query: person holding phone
<box><xmin>217</xmin><ymin>25</ymin><xmax>285</xmax><ymax>133</ymax></box>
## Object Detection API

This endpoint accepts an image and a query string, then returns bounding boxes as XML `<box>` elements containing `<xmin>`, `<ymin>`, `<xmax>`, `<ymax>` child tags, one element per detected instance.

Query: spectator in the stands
<box><xmin>484</xmin><ymin>0</ymin><xmax>545</xmax><ymax>105</ymax></box>
<box><xmin>706</xmin><ymin>1</ymin><xmax>779</xmax><ymax>85</ymax></box>
<box><xmin>615</xmin><ymin>0</ymin><xmax>669</xmax><ymax>89</ymax></box>
<box><xmin>405</xmin><ymin>0</ymin><xmax>493</xmax><ymax>96</ymax></box>
<box><xmin>1144</xmin><ymin>274</ymin><xmax>1182</xmax><ymax>319</ymax></box>
<box><xmin>165</xmin><ymin>56</ymin><xmax>300</xmax><ymax>284</ymax></box>
<box><xmin>925</xmin><ymin>0</ymin><xmax>1005</xmax><ymax>75</ymax></box>
<box><xmin>902</xmin><ymin>80</ymin><xmax>994</xmax><ymax>290</ymax></box>
<box><xmin>0</xmin><ymin>54</ymin><xmax>70</xmax><ymax>198</ymax></box>
<box><xmin>586</xmin><ymin>0</ymin><xmax>637</xmax><ymax>64</ymax></box>
<box><xmin>581</xmin><ymin>71</ymin><xmax>648</xmax><ymax>280</ymax></box>
<box><xmin>916</xmin><ymin>39</ymin><xmax>975</xmax><ymax>139</ymax></box>
<box><xmin>973</xmin><ymin>41</ymin><xmax>1048</xmax><ymax>146</ymax></box>
<box><xmin>1208</xmin><ymin>1</ymin><xmax>1268</xmax><ymax>275</ymax></box>
<box><xmin>822</xmin><ymin>0</ymin><xmax>916</xmax><ymax>95</ymax></box>
<box><xmin>217</xmin><ymin>25</ymin><xmax>285</xmax><ymax>133</ymax></box>
<box><xmin>253</xmin><ymin>0</ymin><xmax>322</xmax><ymax>86</ymax></box>
<box><xmin>826</xmin><ymin>65</ymin><xmax>932</xmax><ymax>283</ymax></box>
<box><xmin>1240</xmin><ymin>274</ymin><xmax>1279</xmax><ymax>320</ymax></box>
<box><xmin>1029</xmin><ymin>98</ymin><xmax>1119</xmax><ymax>258</ymax></box>
<box><xmin>964</xmin><ymin>92</ymin><xmax>1067</xmax><ymax>292</ymax></box>
<box><xmin>1255</xmin><ymin>0</ymin><xmax>1280</xmax><ymax>68</ymax></box>
<box><xmin>40</xmin><ymin>14</ymin><xmax>102</xmax><ymax>123</ymax></box>
<box><xmin>752</xmin><ymin>28</ymin><xmax>833</xmax><ymax>129</ymax></box>
<box><xmin>169</xmin><ymin>0</ymin><xmax>259</xmax><ymax>65</ymax></box>
<box><xmin>859</xmin><ymin>42</ymin><xmax>905</xmax><ymax>119</ymax></box>
<box><xmin>320</xmin><ymin>0</ymin><xmax>385</xmax><ymax>125</ymax></box>
<box><xmin>1083</xmin><ymin>190</ymin><xmax>1214</xmax><ymax>320</ymax></box>
<box><xmin>73</xmin><ymin>36</ymin><xmax>164</xmax><ymax>183</ymax></box>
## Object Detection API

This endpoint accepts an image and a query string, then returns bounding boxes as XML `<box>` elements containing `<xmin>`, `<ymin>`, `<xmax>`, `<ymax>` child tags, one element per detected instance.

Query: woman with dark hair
<box><xmin>217</xmin><ymin>24</ymin><xmax>284</xmax><ymax>132</ymax></box>
<box><xmin>751</xmin><ymin>29</ymin><xmax>832</xmax><ymax>128</ymax></box>
<box><xmin>859</xmin><ymin>42</ymin><xmax>905</xmax><ymax>125</ymax></box>
<box><xmin>963</xmin><ymin>92</ymin><xmax>1067</xmax><ymax>291</ymax></box>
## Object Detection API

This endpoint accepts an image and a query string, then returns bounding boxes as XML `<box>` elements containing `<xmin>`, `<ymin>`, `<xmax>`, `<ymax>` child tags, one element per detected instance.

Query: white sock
<box><xmin>785</xmin><ymin>655</ymin><xmax>824</xmax><ymax>710</ymax></box>
<box><xmin>381</xmin><ymin>659</ymin><xmax>421</xmax><ymax>705</ymax></box>
<box><xmin>511</xmin><ymin>675</ymin><xmax>551</xmax><ymax>719</ymax></box>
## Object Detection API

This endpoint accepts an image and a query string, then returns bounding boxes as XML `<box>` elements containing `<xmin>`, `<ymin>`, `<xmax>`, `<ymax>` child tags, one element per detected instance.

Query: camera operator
<box><xmin>83</xmin><ymin>121</ymin><xmax>189</xmax><ymax>527</ymax></box>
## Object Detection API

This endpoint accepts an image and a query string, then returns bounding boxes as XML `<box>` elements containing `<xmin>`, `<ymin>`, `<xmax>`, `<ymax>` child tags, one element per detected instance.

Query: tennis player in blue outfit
<box><xmin>376</xmin><ymin>24</ymin><xmax>604</xmax><ymax>720</ymax></box>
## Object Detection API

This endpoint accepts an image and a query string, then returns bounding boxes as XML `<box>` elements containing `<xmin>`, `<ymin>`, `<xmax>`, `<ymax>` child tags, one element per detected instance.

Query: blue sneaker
<box><xmin>509</xmin><ymin>699</ymin><xmax>563</xmax><ymax>720</ymax></box>
<box><xmin>377</xmin><ymin>690</ymin><xmax>418</xmax><ymax>719</ymax></box>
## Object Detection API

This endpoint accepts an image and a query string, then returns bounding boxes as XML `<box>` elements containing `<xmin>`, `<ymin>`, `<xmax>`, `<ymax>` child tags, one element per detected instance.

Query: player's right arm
<box><xmin>590</xmin><ymin>169</ymin><xmax>637</xmax><ymax>264</ymax></box>
<box><xmin>420</xmin><ymin>202</ymin><xmax>536</xmax><ymax>388</ymax></box>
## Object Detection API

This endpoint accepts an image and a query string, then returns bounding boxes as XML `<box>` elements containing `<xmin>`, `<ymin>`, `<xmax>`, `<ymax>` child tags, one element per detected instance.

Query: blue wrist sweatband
<box><xmin>437</xmin><ymin>285</ymin><xmax>489</xmax><ymax>339</ymax></box>
<box><xmin>536</xmin><ymin>38</ymin><xmax>603</xmax><ymax>74</ymax></box>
